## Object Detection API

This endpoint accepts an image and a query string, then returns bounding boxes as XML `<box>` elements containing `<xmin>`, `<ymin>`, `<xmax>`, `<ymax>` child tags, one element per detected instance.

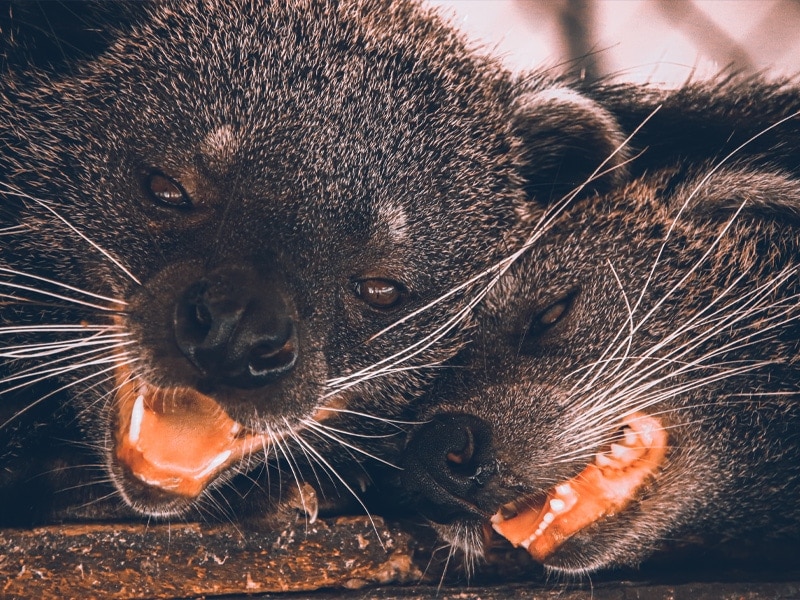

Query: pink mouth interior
<box><xmin>490</xmin><ymin>412</ymin><xmax>669</xmax><ymax>562</ymax></box>
<box><xmin>114</xmin><ymin>369</ymin><xmax>268</xmax><ymax>498</ymax></box>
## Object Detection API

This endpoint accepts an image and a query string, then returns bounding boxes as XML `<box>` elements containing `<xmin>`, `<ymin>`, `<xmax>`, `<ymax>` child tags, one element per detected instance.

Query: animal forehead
<box><xmin>375</xmin><ymin>201</ymin><xmax>410</xmax><ymax>244</ymax></box>
<box><xmin>199</xmin><ymin>125</ymin><xmax>239</xmax><ymax>175</ymax></box>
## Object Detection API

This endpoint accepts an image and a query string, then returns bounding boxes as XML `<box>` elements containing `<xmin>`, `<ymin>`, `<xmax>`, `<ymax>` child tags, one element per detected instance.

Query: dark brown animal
<box><xmin>401</xmin><ymin>151</ymin><xmax>800</xmax><ymax>574</ymax></box>
<box><xmin>0</xmin><ymin>0</ymin><xmax>626</xmax><ymax>524</ymax></box>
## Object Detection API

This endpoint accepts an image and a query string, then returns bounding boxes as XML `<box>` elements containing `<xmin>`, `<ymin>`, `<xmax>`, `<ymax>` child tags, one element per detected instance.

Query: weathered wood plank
<box><xmin>0</xmin><ymin>517</ymin><xmax>429</xmax><ymax>599</ymax></box>
<box><xmin>2</xmin><ymin>517</ymin><xmax>799</xmax><ymax>600</ymax></box>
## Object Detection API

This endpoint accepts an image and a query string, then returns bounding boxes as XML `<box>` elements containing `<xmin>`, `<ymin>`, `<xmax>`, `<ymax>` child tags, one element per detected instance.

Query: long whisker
<box><xmin>289</xmin><ymin>429</ymin><xmax>386</xmax><ymax>547</ymax></box>
<box><xmin>311</xmin><ymin>406</ymin><xmax>424</xmax><ymax>427</ymax></box>
<box><xmin>0</xmin><ymin>182</ymin><xmax>141</xmax><ymax>285</ymax></box>
<box><xmin>0</xmin><ymin>356</ymin><xmax>129</xmax><ymax>429</ymax></box>
<box><xmin>0</xmin><ymin>278</ymin><xmax>125</xmax><ymax>312</ymax></box>
<box><xmin>301</xmin><ymin>419</ymin><xmax>400</xmax><ymax>468</ymax></box>
<box><xmin>0</xmin><ymin>266</ymin><xmax>127</xmax><ymax>307</ymax></box>
<box><xmin>327</xmin><ymin>108</ymin><xmax>663</xmax><ymax>393</ymax></box>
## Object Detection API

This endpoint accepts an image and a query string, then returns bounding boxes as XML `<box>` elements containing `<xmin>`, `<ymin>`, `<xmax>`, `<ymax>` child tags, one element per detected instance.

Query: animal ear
<box><xmin>0</xmin><ymin>0</ymin><xmax>144</xmax><ymax>74</ymax></box>
<box><xmin>680</xmin><ymin>167</ymin><xmax>800</xmax><ymax>224</ymax></box>
<box><xmin>512</xmin><ymin>87</ymin><xmax>629</xmax><ymax>206</ymax></box>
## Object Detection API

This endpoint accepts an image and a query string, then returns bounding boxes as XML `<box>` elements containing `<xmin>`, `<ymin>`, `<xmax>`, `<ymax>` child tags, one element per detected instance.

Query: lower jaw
<box><xmin>490</xmin><ymin>412</ymin><xmax>669</xmax><ymax>563</ymax></box>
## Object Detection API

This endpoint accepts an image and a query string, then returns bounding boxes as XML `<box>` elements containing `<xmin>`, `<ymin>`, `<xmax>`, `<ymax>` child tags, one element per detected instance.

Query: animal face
<box><xmin>0</xmin><ymin>0</ymin><xmax>627</xmax><ymax>521</ymax></box>
<box><xmin>401</xmin><ymin>163</ymin><xmax>800</xmax><ymax>574</ymax></box>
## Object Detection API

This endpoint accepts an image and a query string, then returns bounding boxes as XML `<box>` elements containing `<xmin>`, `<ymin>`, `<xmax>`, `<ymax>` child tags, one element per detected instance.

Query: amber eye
<box><xmin>539</xmin><ymin>301</ymin><xmax>568</xmax><ymax>326</ymax></box>
<box><xmin>519</xmin><ymin>292</ymin><xmax>577</xmax><ymax>350</ymax></box>
<box><xmin>145</xmin><ymin>173</ymin><xmax>191</xmax><ymax>208</ymax></box>
<box><xmin>354</xmin><ymin>278</ymin><xmax>404</xmax><ymax>309</ymax></box>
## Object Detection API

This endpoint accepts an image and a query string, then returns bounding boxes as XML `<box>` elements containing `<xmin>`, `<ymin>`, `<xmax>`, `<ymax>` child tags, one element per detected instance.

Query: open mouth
<box><xmin>490</xmin><ymin>412</ymin><xmax>668</xmax><ymax>562</ymax></box>
<box><xmin>114</xmin><ymin>366</ymin><xmax>270</xmax><ymax>499</ymax></box>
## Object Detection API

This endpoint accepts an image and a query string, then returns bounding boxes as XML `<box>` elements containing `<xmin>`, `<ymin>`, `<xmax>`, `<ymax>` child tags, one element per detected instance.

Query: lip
<box><xmin>490</xmin><ymin>412</ymin><xmax>669</xmax><ymax>562</ymax></box>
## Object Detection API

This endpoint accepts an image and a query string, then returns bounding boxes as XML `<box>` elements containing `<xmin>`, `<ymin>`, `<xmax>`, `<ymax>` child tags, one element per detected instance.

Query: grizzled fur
<box><xmin>400</xmin><ymin>151</ymin><xmax>800</xmax><ymax>573</ymax></box>
<box><xmin>0</xmin><ymin>0</ymin><xmax>628</xmax><ymax>523</ymax></box>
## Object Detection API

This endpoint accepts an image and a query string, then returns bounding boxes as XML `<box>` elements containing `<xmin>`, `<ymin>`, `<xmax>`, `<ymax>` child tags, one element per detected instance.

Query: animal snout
<box><xmin>401</xmin><ymin>412</ymin><xmax>497</xmax><ymax>523</ymax></box>
<box><xmin>173</xmin><ymin>265</ymin><xmax>298</xmax><ymax>388</ymax></box>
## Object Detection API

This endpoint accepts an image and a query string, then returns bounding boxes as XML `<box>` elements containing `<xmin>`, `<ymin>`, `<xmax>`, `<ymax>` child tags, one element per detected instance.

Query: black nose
<box><xmin>401</xmin><ymin>412</ymin><xmax>497</xmax><ymax>524</ymax></box>
<box><xmin>173</xmin><ymin>265</ymin><xmax>298</xmax><ymax>388</ymax></box>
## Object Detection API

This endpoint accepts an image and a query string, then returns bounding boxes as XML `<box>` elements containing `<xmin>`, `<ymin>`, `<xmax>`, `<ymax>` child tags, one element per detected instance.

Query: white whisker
<box><xmin>0</xmin><ymin>266</ymin><xmax>127</xmax><ymax>307</ymax></box>
<box><xmin>0</xmin><ymin>182</ymin><xmax>141</xmax><ymax>285</ymax></box>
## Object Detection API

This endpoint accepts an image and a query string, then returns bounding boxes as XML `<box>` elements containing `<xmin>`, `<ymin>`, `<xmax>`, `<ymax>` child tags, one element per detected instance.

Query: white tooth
<box><xmin>549</xmin><ymin>498</ymin><xmax>566</xmax><ymax>513</ymax></box>
<box><xmin>198</xmin><ymin>450</ymin><xmax>232</xmax><ymax>478</ymax></box>
<box><xmin>129</xmin><ymin>395</ymin><xmax>145</xmax><ymax>444</ymax></box>
<box><xmin>520</xmin><ymin>537</ymin><xmax>532</xmax><ymax>550</ymax></box>
<box><xmin>490</xmin><ymin>513</ymin><xmax>503</xmax><ymax>524</ymax></box>
<box><xmin>542</xmin><ymin>512</ymin><xmax>555</xmax><ymax>524</ymax></box>
<box><xmin>230</xmin><ymin>421</ymin><xmax>242</xmax><ymax>435</ymax></box>
<box><xmin>623</xmin><ymin>427</ymin><xmax>637</xmax><ymax>447</ymax></box>
<box><xmin>595</xmin><ymin>452</ymin><xmax>614</xmax><ymax>468</ymax></box>
<box><xmin>555</xmin><ymin>483</ymin><xmax>573</xmax><ymax>497</ymax></box>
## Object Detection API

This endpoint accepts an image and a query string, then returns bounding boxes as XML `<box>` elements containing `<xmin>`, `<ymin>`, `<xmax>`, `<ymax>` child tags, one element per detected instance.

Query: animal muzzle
<box><xmin>112</xmin><ymin>260</ymin><xmax>305</xmax><ymax>512</ymax></box>
<box><xmin>401</xmin><ymin>412</ymin><xmax>498</xmax><ymax>524</ymax></box>
<box><xmin>174</xmin><ymin>264</ymin><xmax>298</xmax><ymax>389</ymax></box>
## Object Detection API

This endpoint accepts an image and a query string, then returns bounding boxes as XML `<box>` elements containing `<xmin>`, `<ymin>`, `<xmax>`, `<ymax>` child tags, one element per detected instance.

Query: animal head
<box><xmin>401</xmin><ymin>160</ymin><xmax>800</xmax><ymax>574</ymax></box>
<box><xmin>0</xmin><ymin>0</ymin><xmax>627</xmax><ymax>521</ymax></box>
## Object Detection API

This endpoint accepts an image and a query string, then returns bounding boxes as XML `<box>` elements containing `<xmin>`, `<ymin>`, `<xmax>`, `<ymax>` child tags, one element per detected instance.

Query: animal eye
<box><xmin>145</xmin><ymin>173</ymin><xmax>191</xmax><ymax>208</ymax></box>
<box><xmin>539</xmin><ymin>301</ymin><xmax>568</xmax><ymax>326</ymax></box>
<box><xmin>520</xmin><ymin>292</ymin><xmax>577</xmax><ymax>348</ymax></box>
<box><xmin>354</xmin><ymin>278</ymin><xmax>404</xmax><ymax>310</ymax></box>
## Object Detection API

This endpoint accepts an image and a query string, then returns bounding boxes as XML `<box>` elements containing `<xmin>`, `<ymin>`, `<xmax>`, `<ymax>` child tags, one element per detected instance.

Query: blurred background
<box><xmin>431</xmin><ymin>0</ymin><xmax>800</xmax><ymax>86</ymax></box>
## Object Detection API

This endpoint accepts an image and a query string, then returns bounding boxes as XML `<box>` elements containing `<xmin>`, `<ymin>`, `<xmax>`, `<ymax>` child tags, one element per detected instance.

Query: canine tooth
<box><xmin>549</xmin><ymin>498</ymin><xmax>566</xmax><ymax>513</ymax></box>
<box><xmin>595</xmin><ymin>452</ymin><xmax>614</xmax><ymax>468</ymax></box>
<box><xmin>129</xmin><ymin>394</ymin><xmax>145</xmax><ymax>444</ymax></box>
<box><xmin>638</xmin><ymin>423</ymin><xmax>655</xmax><ymax>446</ymax></box>
<box><xmin>303</xmin><ymin>493</ymin><xmax>319</xmax><ymax>525</ymax></box>
<box><xmin>230</xmin><ymin>421</ymin><xmax>241</xmax><ymax>435</ymax></box>
<box><xmin>197</xmin><ymin>450</ymin><xmax>232</xmax><ymax>478</ymax></box>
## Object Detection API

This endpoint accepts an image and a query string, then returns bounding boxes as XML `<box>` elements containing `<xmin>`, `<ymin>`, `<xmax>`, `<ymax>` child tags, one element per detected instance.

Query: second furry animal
<box><xmin>401</xmin><ymin>150</ymin><xmax>800</xmax><ymax>573</ymax></box>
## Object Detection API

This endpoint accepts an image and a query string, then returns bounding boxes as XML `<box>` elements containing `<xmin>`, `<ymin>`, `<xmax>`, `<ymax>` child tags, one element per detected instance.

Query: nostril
<box><xmin>446</xmin><ymin>425</ymin><xmax>476</xmax><ymax>467</ymax></box>
<box><xmin>193</xmin><ymin>301</ymin><xmax>212</xmax><ymax>332</ymax></box>
<box><xmin>172</xmin><ymin>266</ymin><xmax>299</xmax><ymax>388</ymax></box>
<box><xmin>248</xmin><ymin>336</ymin><xmax>297</xmax><ymax>377</ymax></box>
<box><xmin>401</xmin><ymin>412</ymin><xmax>496</xmax><ymax>523</ymax></box>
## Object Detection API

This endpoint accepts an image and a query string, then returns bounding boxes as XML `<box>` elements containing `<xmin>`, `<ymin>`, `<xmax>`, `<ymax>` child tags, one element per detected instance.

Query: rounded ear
<box><xmin>0</xmin><ymin>0</ymin><xmax>145</xmax><ymax>74</ymax></box>
<box><xmin>512</xmin><ymin>87</ymin><xmax>630</xmax><ymax>206</ymax></box>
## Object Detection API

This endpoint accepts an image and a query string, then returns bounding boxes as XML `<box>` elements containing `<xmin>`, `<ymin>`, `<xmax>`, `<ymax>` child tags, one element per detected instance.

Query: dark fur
<box><xmin>400</xmin><ymin>108</ymin><xmax>800</xmax><ymax>573</ymax></box>
<box><xmin>0</xmin><ymin>0</ymin><xmax>627</xmax><ymax>524</ymax></box>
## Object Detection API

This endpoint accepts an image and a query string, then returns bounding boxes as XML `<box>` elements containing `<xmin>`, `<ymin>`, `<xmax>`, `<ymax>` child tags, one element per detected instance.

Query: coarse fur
<box><xmin>400</xmin><ymin>145</ymin><xmax>800</xmax><ymax>574</ymax></box>
<box><xmin>0</xmin><ymin>0</ymin><xmax>628</xmax><ymax>524</ymax></box>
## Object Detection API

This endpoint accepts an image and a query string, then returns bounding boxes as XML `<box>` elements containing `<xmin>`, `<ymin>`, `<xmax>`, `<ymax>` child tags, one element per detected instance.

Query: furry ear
<box><xmin>0</xmin><ymin>1</ymin><xmax>145</xmax><ymax>74</ymax></box>
<box><xmin>512</xmin><ymin>87</ymin><xmax>630</xmax><ymax>206</ymax></box>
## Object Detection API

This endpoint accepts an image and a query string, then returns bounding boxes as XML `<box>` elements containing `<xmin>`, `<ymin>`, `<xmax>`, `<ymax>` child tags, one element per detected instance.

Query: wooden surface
<box><xmin>0</xmin><ymin>516</ymin><xmax>428</xmax><ymax>599</ymax></box>
<box><xmin>1</xmin><ymin>516</ymin><xmax>799</xmax><ymax>599</ymax></box>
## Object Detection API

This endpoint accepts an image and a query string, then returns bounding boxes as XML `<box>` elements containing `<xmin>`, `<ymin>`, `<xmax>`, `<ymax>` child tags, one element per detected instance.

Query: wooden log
<box><xmin>0</xmin><ymin>516</ymin><xmax>430</xmax><ymax>599</ymax></box>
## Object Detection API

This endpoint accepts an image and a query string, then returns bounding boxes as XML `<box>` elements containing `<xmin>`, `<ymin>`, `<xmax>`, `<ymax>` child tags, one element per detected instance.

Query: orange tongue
<box><xmin>491</xmin><ymin>412</ymin><xmax>668</xmax><ymax>562</ymax></box>
<box><xmin>115</xmin><ymin>378</ymin><xmax>267</xmax><ymax>498</ymax></box>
